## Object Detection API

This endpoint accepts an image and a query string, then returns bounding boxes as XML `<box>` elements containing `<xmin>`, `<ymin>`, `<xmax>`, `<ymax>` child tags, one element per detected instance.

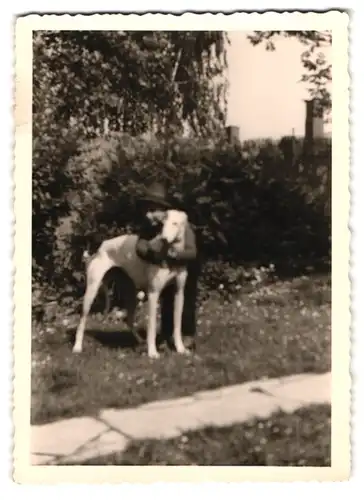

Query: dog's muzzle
<box><xmin>159</xmin><ymin>237</ymin><xmax>170</xmax><ymax>250</ymax></box>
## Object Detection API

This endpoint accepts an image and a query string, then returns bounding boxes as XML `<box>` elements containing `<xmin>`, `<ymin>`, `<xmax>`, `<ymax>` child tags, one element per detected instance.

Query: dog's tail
<box><xmin>82</xmin><ymin>233</ymin><xmax>105</xmax><ymax>267</ymax></box>
<box><xmin>82</xmin><ymin>249</ymin><xmax>94</xmax><ymax>267</ymax></box>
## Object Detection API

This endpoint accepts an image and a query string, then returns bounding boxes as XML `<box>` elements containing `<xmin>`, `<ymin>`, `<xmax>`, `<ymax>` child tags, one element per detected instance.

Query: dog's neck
<box><xmin>158</xmin><ymin>228</ymin><xmax>186</xmax><ymax>269</ymax></box>
<box><xmin>171</xmin><ymin>228</ymin><xmax>186</xmax><ymax>252</ymax></box>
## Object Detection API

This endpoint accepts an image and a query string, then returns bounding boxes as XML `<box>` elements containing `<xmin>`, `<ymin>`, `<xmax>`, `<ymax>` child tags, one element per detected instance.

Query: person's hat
<box><xmin>141</xmin><ymin>181</ymin><xmax>171</xmax><ymax>209</ymax></box>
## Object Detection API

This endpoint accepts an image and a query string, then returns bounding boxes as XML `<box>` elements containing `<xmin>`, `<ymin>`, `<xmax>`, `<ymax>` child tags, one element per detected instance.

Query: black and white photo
<box><xmin>13</xmin><ymin>12</ymin><xmax>350</xmax><ymax>482</ymax></box>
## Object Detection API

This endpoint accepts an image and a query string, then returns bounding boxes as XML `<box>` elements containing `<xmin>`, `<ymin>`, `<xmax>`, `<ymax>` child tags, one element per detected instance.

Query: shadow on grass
<box><xmin>65</xmin><ymin>324</ymin><xmax>170</xmax><ymax>351</ymax></box>
<box><xmin>65</xmin><ymin>324</ymin><xmax>146</xmax><ymax>350</ymax></box>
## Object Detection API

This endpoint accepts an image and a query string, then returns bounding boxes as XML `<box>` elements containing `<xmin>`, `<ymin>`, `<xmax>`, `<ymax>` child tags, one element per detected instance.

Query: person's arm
<box><xmin>135</xmin><ymin>238</ymin><xmax>153</xmax><ymax>261</ymax></box>
<box><xmin>167</xmin><ymin>224</ymin><xmax>197</xmax><ymax>264</ymax></box>
<box><xmin>136</xmin><ymin>235</ymin><xmax>168</xmax><ymax>264</ymax></box>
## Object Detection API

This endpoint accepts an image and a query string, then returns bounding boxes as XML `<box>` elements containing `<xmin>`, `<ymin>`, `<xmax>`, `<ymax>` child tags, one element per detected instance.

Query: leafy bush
<box><xmin>32</xmin><ymin>122</ymin><xmax>82</xmax><ymax>289</ymax></box>
<box><xmin>33</xmin><ymin>132</ymin><xmax>331</xmax><ymax>297</ymax></box>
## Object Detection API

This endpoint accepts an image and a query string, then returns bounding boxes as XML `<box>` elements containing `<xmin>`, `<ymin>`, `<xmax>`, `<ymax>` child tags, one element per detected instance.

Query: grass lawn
<box><xmin>31</xmin><ymin>274</ymin><xmax>331</xmax><ymax>425</ymax></box>
<box><xmin>76</xmin><ymin>404</ymin><xmax>331</xmax><ymax>466</ymax></box>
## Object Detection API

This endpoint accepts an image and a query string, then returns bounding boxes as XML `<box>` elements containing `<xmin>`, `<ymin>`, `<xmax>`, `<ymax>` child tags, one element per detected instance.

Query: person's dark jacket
<box><xmin>135</xmin><ymin>215</ymin><xmax>200</xmax><ymax>344</ymax></box>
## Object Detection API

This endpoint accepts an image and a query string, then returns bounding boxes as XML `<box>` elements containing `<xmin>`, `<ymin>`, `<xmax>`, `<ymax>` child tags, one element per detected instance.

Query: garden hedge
<box><xmin>32</xmin><ymin>132</ymin><xmax>331</xmax><ymax>298</ymax></box>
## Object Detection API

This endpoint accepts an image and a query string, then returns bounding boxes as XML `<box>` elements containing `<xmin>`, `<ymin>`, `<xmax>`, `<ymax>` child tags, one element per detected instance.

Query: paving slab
<box><xmin>190</xmin><ymin>392</ymin><xmax>281</xmax><ymax>428</ymax></box>
<box><xmin>277</xmin><ymin>373</ymin><xmax>315</xmax><ymax>386</ymax></box>
<box><xmin>31</xmin><ymin>371</ymin><xmax>331</xmax><ymax>465</ymax></box>
<box><xmin>139</xmin><ymin>395</ymin><xmax>195</xmax><ymax>411</ymax></box>
<box><xmin>31</xmin><ymin>416</ymin><xmax>107</xmax><ymax>465</ymax></box>
<box><xmin>100</xmin><ymin>407</ymin><xmax>185</xmax><ymax>440</ymax></box>
<box><xmin>268</xmin><ymin>372</ymin><xmax>331</xmax><ymax>405</ymax></box>
<box><xmin>273</xmin><ymin>398</ymin><xmax>305</xmax><ymax>414</ymax></box>
<box><xmin>61</xmin><ymin>430</ymin><xmax>129</xmax><ymax>464</ymax></box>
<box><xmin>223</xmin><ymin>378</ymin><xmax>281</xmax><ymax>396</ymax></box>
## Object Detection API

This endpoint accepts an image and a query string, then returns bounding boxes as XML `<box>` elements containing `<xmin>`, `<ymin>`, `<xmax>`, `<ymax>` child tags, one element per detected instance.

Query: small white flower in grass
<box><xmin>62</xmin><ymin>318</ymin><xmax>69</xmax><ymax>326</ymax></box>
<box><xmin>114</xmin><ymin>309</ymin><xmax>125</xmax><ymax>319</ymax></box>
<box><xmin>181</xmin><ymin>435</ymin><xmax>188</xmax><ymax>443</ymax></box>
<box><xmin>137</xmin><ymin>291</ymin><xmax>145</xmax><ymax>301</ymax></box>
<box><xmin>236</xmin><ymin>300</ymin><xmax>242</xmax><ymax>307</ymax></box>
<box><xmin>218</xmin><ymin>283</ymin><xmax>224</xmax><ymax>290</ymax></box>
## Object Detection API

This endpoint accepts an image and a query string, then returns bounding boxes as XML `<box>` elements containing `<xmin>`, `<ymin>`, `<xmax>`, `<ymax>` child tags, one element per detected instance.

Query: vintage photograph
<box><xmin>14</xmin><ymin>12</ymin><xmax>350</xmax><ymax>482</ymax></box>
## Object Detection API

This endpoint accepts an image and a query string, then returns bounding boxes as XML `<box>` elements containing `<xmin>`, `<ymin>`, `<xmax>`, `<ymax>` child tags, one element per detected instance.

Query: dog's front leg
<box><xmin>173</xmin><ymin>272</ymin><xmax>189</xmax><ymax>355</ymax></box>
<box><xmin>147</xmin><ymin>290</ymin><xmax>160</xmax><ymax>359</ymax></box>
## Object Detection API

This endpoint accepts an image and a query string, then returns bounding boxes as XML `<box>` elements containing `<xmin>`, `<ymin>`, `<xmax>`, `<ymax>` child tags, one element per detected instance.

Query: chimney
<box><xmin>305</xmin><ymin>99</ymin><xmax>324</xmax><ymax>141</ymax></box>
<box><xmin>304</xmin><ymin>99</ymin><xmax>324</xmax><ymax>157</ymax></box>
<box><xmin>226</xmin><ymin>125</ymin><xmax>240</xmax><ymax>145</ymax></box>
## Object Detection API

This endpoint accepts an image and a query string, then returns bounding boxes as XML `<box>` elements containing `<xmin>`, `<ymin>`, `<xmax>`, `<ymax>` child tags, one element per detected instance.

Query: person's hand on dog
<box><xmin>147</xmin><ymin>236</ymin><xmax>168</xmax><ymax>258</ymax></box>
<box><xmin>167</xmin><ymin>247</ymin><xmax>178</xmax><ymax>259</ymax></box>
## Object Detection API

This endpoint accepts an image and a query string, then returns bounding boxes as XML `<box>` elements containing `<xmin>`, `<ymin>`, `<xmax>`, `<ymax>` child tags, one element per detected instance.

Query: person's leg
<box><xmin>160</xmin><ymin>281</ymin><xmax>176</xmax><ymax>347</ymax></box>
<box><xmin>181</xmin><ymin>259</ymin><xmax>201</xmax><ymax>349</ymax></box>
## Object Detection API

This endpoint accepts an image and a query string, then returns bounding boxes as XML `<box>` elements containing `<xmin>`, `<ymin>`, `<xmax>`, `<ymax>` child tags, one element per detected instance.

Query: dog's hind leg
<box><xmin>173</xmin><ymin>271</ymin><xmax>189</xmax><ymax>355</ymax></box>
<box><xmin>120</xmin><ymin>274</ymin><xmax>142</xmax><ymax>343</ymax></box>
<box><xmin>73</xmin><ymin>253</ymin><xmax>114</xmax><ymax>353</ymax></box>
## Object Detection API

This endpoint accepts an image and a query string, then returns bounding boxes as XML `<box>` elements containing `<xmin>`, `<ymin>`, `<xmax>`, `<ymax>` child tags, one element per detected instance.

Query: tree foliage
<box><xmin>247</xmin><ymin>31</ymin><xmax>332</xmax><ymax>115</ymax></box>
<box><xmin>32</xmin><ymin>30</ymin><xmax>229</xmax><ymax>281</ymax></box>
<box><xmin>33</xmin><ymin>30</ymin><xmax>228</xmax><ymax>138</ymax></box>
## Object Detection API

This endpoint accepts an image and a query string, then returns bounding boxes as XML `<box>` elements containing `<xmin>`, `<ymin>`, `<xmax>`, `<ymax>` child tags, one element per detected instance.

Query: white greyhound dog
<box><xmin>72</xmin><ymin>209</ymin><xmax>189</xmax><ymax>359</ymax></box>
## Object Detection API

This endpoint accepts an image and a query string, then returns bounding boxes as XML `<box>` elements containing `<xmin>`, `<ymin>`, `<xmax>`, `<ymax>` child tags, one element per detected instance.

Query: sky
<box><xmin>226</xmin><ymin>32</ymin><xmax>332</xmax><ymax>140</ymax></box>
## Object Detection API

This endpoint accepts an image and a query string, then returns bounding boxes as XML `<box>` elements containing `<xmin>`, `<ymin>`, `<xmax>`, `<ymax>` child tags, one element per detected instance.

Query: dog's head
<box><xmin>161</xmin><ymin>209</ymin><xmax>188</xmax><ymax>245</ymax></box>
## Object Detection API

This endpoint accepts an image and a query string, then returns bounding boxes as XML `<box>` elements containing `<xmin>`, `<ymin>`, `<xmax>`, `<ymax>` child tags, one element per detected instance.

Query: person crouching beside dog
<box><xmin>136</xmin><ymin>181</ymin><xmax>200</xmax><ymax>350</ymax></box>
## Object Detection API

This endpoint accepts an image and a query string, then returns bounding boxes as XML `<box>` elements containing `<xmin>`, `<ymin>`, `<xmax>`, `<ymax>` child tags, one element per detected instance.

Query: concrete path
<box><xmin>31</xmin><ymin>372</ymin><xmax>331</xmax><ymax>465</ymax></box>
